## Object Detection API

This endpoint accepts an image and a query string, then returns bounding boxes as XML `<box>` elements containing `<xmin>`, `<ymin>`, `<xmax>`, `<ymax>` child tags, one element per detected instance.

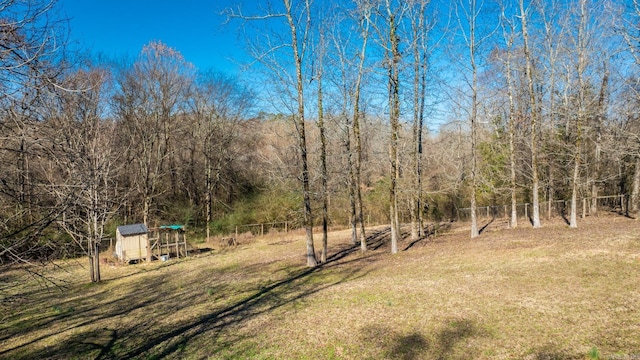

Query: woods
<box><xmin>3</xmin><ymin>0</ymin><xmax>640</xmax><ymax>273</ymax></box>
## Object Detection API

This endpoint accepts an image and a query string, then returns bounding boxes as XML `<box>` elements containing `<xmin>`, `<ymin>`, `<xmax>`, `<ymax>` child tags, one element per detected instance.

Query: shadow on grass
<box><xmin>361</xmin><ymin>318</ymin><xmax>484</xmax><ymax>360</ymax></box>
<box><xmin>1</xmin><ymin>243</ymin><xmax>374</xmax><ymax>359</ymax></box>
<box><xmin>528</xmin><ymin>345</ymin><xmax>584</xmax><ymax>360</ymax></box>
<box><xmin>403</xmin><ymin>223</ymin><xmax>452</xmax><ymax>251</ymax></box>
<box><xmin>478</xmin><ymin>218</ymin><xmax>495</xmax><ymax>235</ymax></box>
<box><xmin>367</xmin><ymin>227</ymin><xmax>392</xmax><ymax>251</ymax></box>
<box><xmin>354</xmin><ymin>222</ymin><xmax>453</xmax><ymax>253</ymax></box>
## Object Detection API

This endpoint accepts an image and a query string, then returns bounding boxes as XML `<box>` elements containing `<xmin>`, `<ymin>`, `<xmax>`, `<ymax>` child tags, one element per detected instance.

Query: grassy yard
<box><xmin>1</xmin><ymin>215</ymin><xmax>639</xmax><ymax>359</ymax></box>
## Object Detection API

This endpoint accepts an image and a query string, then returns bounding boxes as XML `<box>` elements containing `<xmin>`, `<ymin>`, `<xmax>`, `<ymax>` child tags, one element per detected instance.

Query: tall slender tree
<box><xmin>408</xmin><ymin>0</ymin><xmax>432</xmax><ymax>239</ymax></box>
<box><xmin>519</xmin><ymin>0</ymin><xmax>542</xmax><ymax>228</ymax></box>
<box><xmin>499</xmin><ymin>5</ymin><xmax>519</xmax><ymax>228</ymax></box>
<box><xmin>353</xmin><ymin>0</ymin><xmax>371</xmax><ymax>252</ymax></box>
<box><xmin>382</xmin><ymin>0</ymin><xmax>403</xmax><ymax>253</ymax></box>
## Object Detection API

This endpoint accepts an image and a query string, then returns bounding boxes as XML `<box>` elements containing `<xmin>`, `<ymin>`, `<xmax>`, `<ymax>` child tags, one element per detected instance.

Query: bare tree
<box><xmin>189</xmin><ymin>72</ymin><xmax>252</xmax><ymax>242</ymax></box>
<box><xmin>519</xmin><ymin>0</ymin><xmax>542</xmax><ymax>228</ymax></box>
<box><xmin>537</xmin><ymin>0</ymin><xmax>563</xmax><ymax>221</ymax></box>
<box><xmin>381</xmin><ymin>0</ymin><xmax>404</xmax><ymax>253</ymax></box>
<box><xmin>314</xmin><ymin>25</ymin><xmax>329</xmax><ymax>263</ymax></box>
<box><xmin>499</xmin><ymin>4</ymin><xmax>519</xmax><ymax>228</ymax></box>
<box><xmin>285</xmin><ymin>0</ymin><xmax>316</xmax><ymax>266</ymax></box>
<box><xmin>325</xmin><ymin>4</ymin><xmax>366</xmax><ymax>248</ymax></box>
<box><xmin>454</xmin><ymin>0</ymin><xmax>496</xmax><ymax>238</ymax></box>
<box><xmin>228</xmin><ymin>0</ymin><xmax>318</xmax><ymax>266</ymax></box>
<box><xmin>408</xmin><ymin>0</ymin><xmax>433</xmax><ymax>239</ymax></box>
<box><xmin>113</xmin><ymin>41</ymin><xmax>194</xmax><ymax>226</ymax></box>
<box><xmin>44</xmin><ymin>68</ymin><xmax>120</xmax><ymax>282</ymax></box>
<box><xmin>0</xmin><ymin>0</ymin><xmax>71</xmax><ymax>270</ymax></box>
<box><xmin>353</xmin><ymin>0</ymin><xmax>371</xmax><ymax>252</ymax></box>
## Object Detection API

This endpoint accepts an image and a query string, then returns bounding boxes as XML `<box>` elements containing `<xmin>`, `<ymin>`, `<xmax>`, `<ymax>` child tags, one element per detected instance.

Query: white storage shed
<box><xmin>115</xmin><ymin>224</ymin><xmax>149</xmax><ymax>262</ymax></box>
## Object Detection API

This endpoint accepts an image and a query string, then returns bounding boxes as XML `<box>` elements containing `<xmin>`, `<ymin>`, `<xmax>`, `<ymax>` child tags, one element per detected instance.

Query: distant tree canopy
<box><xmin>3</xmin><ymin>0</ymin><xmax>640</xmax><ymax>269</ymax></box>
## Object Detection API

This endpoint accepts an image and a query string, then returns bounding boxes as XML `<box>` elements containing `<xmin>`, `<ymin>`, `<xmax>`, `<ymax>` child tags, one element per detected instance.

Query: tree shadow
<box><xmin>360</xmin><ymin>318</ymin><xmax>484</xmax><ymax>360</ymax></box>
<box><xmin>367</xmin><ymin>227</ymin><xmax>392</xmax><ymax>251</ymax></box>
<box><xmin>527</xmin><ymin>344</ymin><xmax>584</xmax><ymax>360</ymax></box>
<box><xmin>556</xmin><ymin>203</ymin><xmax>570</xmax><ymax>225</ymax></box>
<box><xmin>63</xmin><ymin>327</ymin><xmax>118</xmax><ymax>360</ymax></box>
<box><xmin>478</xmin><ymin>217</ymin><xmax>495</xmax><ymax>235</ymax></box>
<box><xmin>2</xmin><ymin>243</ymin><xmax>373</xmax><ymax>359</ymax></box>
<box><xmin>435</xmin><ymin>318</ymin><xmax>478</xmax><ymax>358</ymax></box>
<box><xmin>389</xmin><ymin>332</ymin><xmax>430</xmax><ymax>360</ymax></box>
<box><xmin>403</xmin><ymin>223</ymin><xmax>452</xmax><ymax>251</ymax></box>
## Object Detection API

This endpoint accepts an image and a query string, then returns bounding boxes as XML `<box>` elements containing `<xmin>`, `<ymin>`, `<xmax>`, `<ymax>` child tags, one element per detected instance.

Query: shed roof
<box><xmin>160</xmin><ymin>224</ymin><xmax>184</xmax><ymax>230</ymax></box>
<box><xmin>117</xmin><ymin>223</ymin><xmax>148</xmax><ymax>236</ymax></box>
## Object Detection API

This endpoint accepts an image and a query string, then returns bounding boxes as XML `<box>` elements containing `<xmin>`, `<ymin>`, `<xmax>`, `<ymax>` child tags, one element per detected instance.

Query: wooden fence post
<box><xmin>175</xmin><ymin>231</ymin><xmax>180</xmax><ymax>259</ymax></box>
<box><xmin>184</xmin><ymin>230</ymin><xmax>188</xmax><ymax>257</ymax></box>
<box><xmin>525</xmin><ymin>203</ymin><xmax>528</xmax><ymax>220</ymax></box>
<box><xmin>582</xmin><ymin>198</ymin><xmax>586</xmax><ymax>219</ymax></box>
<box><xmin>146</xmin><ymin>236</ymin><xmax>151</xmax><ymax>263</ymax></box>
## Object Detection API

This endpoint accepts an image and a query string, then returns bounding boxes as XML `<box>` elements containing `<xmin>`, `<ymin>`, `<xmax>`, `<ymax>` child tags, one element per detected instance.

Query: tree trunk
<box><xmin>631</xmin><ymin>157</ymin><xmax>640</xmax><ymax>215</ymax></box>
<box><xmin>354</xmin><ymin>13</ymin><xmax>370</xmax><ymax>253</ymax></box>
<box><xmin>410</xmin><ymin>1</ymin><xmax>427</xmax><ymax>240</ymax></box>
<box><xmin>285</xmin><ymin>0</ymin><xmax>316</xmax><ymax>267</ymax></box>
<box><xmin>205</xmin><ymin>158</ymin><xmax>212</xmax><ymax>243</ymax></box>
<box><xmin>143</xmin><ymin>196</ymin><xmax>150</xmax><ymax>227</ymax></box>
<box><xmin>504</xmin><ymin>31</ymin><xmax>518</xmax><ymax>229</ymax></box>
<box><xmin>93</xmin><ymin>241</ymin><xmax>101</xmax><ymax>282</ymax></box>
<box><xmin>571</xmin><ymin>0</ymin><xmax>588</xmax><ymax>229</ymax></box>
<box><xmin>387</xmin><ymin>8</ymin><xmax>401</xmax><ymax>253</ymax></box>
<box><xmin>353</xmin><ymin>109</ymin><xmax>366</xmax><ymax>252</ymax></box>
<box><xmin>469</xmin><ymin>0</ymin><xmax>479</xmax><ymax>238</ymax></box>
<box><xmin>591</xmin><ymin>63</ymin><xmax>608</xmax><ymax>215</ymax></box>
<box><xmin>345</xmin><ymin>118</ymin><xmax>358</xmax><ymax>245</ymax></box>
<box><xmin>91</xmin><ymin>186</ymin><xmax>102</xmax><ymax>281</ymax></box>
<box><xmin>547</xmin><ymin>169</ymin><xmax>553</xmax><ymax>220</ymax></box>
<box><xmin>520</xmin><ymin>0</ymin><xmax>541</xmax><ymax>228</ymax></box>
<box><xmin>570</xmin><ymin>153</ymin><xmax>580</xmax><ymax>228</ymax></box>
<box><xmin>317</xmin><ymin>38</ymin><xmax>329</xmax><ymax>263</ymax></box>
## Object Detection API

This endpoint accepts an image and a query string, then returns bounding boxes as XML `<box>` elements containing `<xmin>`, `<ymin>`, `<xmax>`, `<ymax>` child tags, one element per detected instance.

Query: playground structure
<box><xmin>148</xmin><ymin>225</ymin><xmax>188</xmax><ymax>261</ymax></box>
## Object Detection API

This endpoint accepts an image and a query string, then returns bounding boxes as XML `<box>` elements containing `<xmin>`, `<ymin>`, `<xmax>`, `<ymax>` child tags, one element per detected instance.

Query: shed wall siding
<box><xmin>115</xmin><ymin>231</ymin><xmax>148</xmax><ymax>261</ymax></box>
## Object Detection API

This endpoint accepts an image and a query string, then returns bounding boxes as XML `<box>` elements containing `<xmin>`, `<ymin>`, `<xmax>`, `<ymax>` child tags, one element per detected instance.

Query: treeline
<box><xmin>3</xmin><ymin>0</ymin><xmax>640</xmax><ymax>272</ymax></box>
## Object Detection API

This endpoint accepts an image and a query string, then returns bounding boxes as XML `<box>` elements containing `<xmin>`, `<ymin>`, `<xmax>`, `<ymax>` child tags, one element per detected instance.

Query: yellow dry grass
<box><xmin>1</xmin><ymin>215</ymin><xmax>639</xmax><ymax>359</ymax></box>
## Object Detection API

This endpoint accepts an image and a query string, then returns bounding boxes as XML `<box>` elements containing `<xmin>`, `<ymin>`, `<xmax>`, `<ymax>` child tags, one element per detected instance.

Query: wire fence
<box><xmin>457</xmin><ymin>195</ymin><xmax>628</xmax><ymax>222</ymax></box>
<box><xmin>234</xmin><ymin>221</ymin><xmax>291</xmax><ymax>238</ymax></box>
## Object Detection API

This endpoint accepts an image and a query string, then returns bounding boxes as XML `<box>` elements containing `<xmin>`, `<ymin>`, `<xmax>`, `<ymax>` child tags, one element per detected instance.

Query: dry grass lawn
<box><xmin>1</xmin><ymin>215</ymin><xmax>640</xmax><ymax>359</ymax></box>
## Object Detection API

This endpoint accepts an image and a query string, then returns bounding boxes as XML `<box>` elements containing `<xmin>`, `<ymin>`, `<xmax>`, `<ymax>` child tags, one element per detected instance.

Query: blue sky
<box><xmin>60</xmin><ymin>0</ymin><xmax>248</xmax><ymax>74</ymax></box>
